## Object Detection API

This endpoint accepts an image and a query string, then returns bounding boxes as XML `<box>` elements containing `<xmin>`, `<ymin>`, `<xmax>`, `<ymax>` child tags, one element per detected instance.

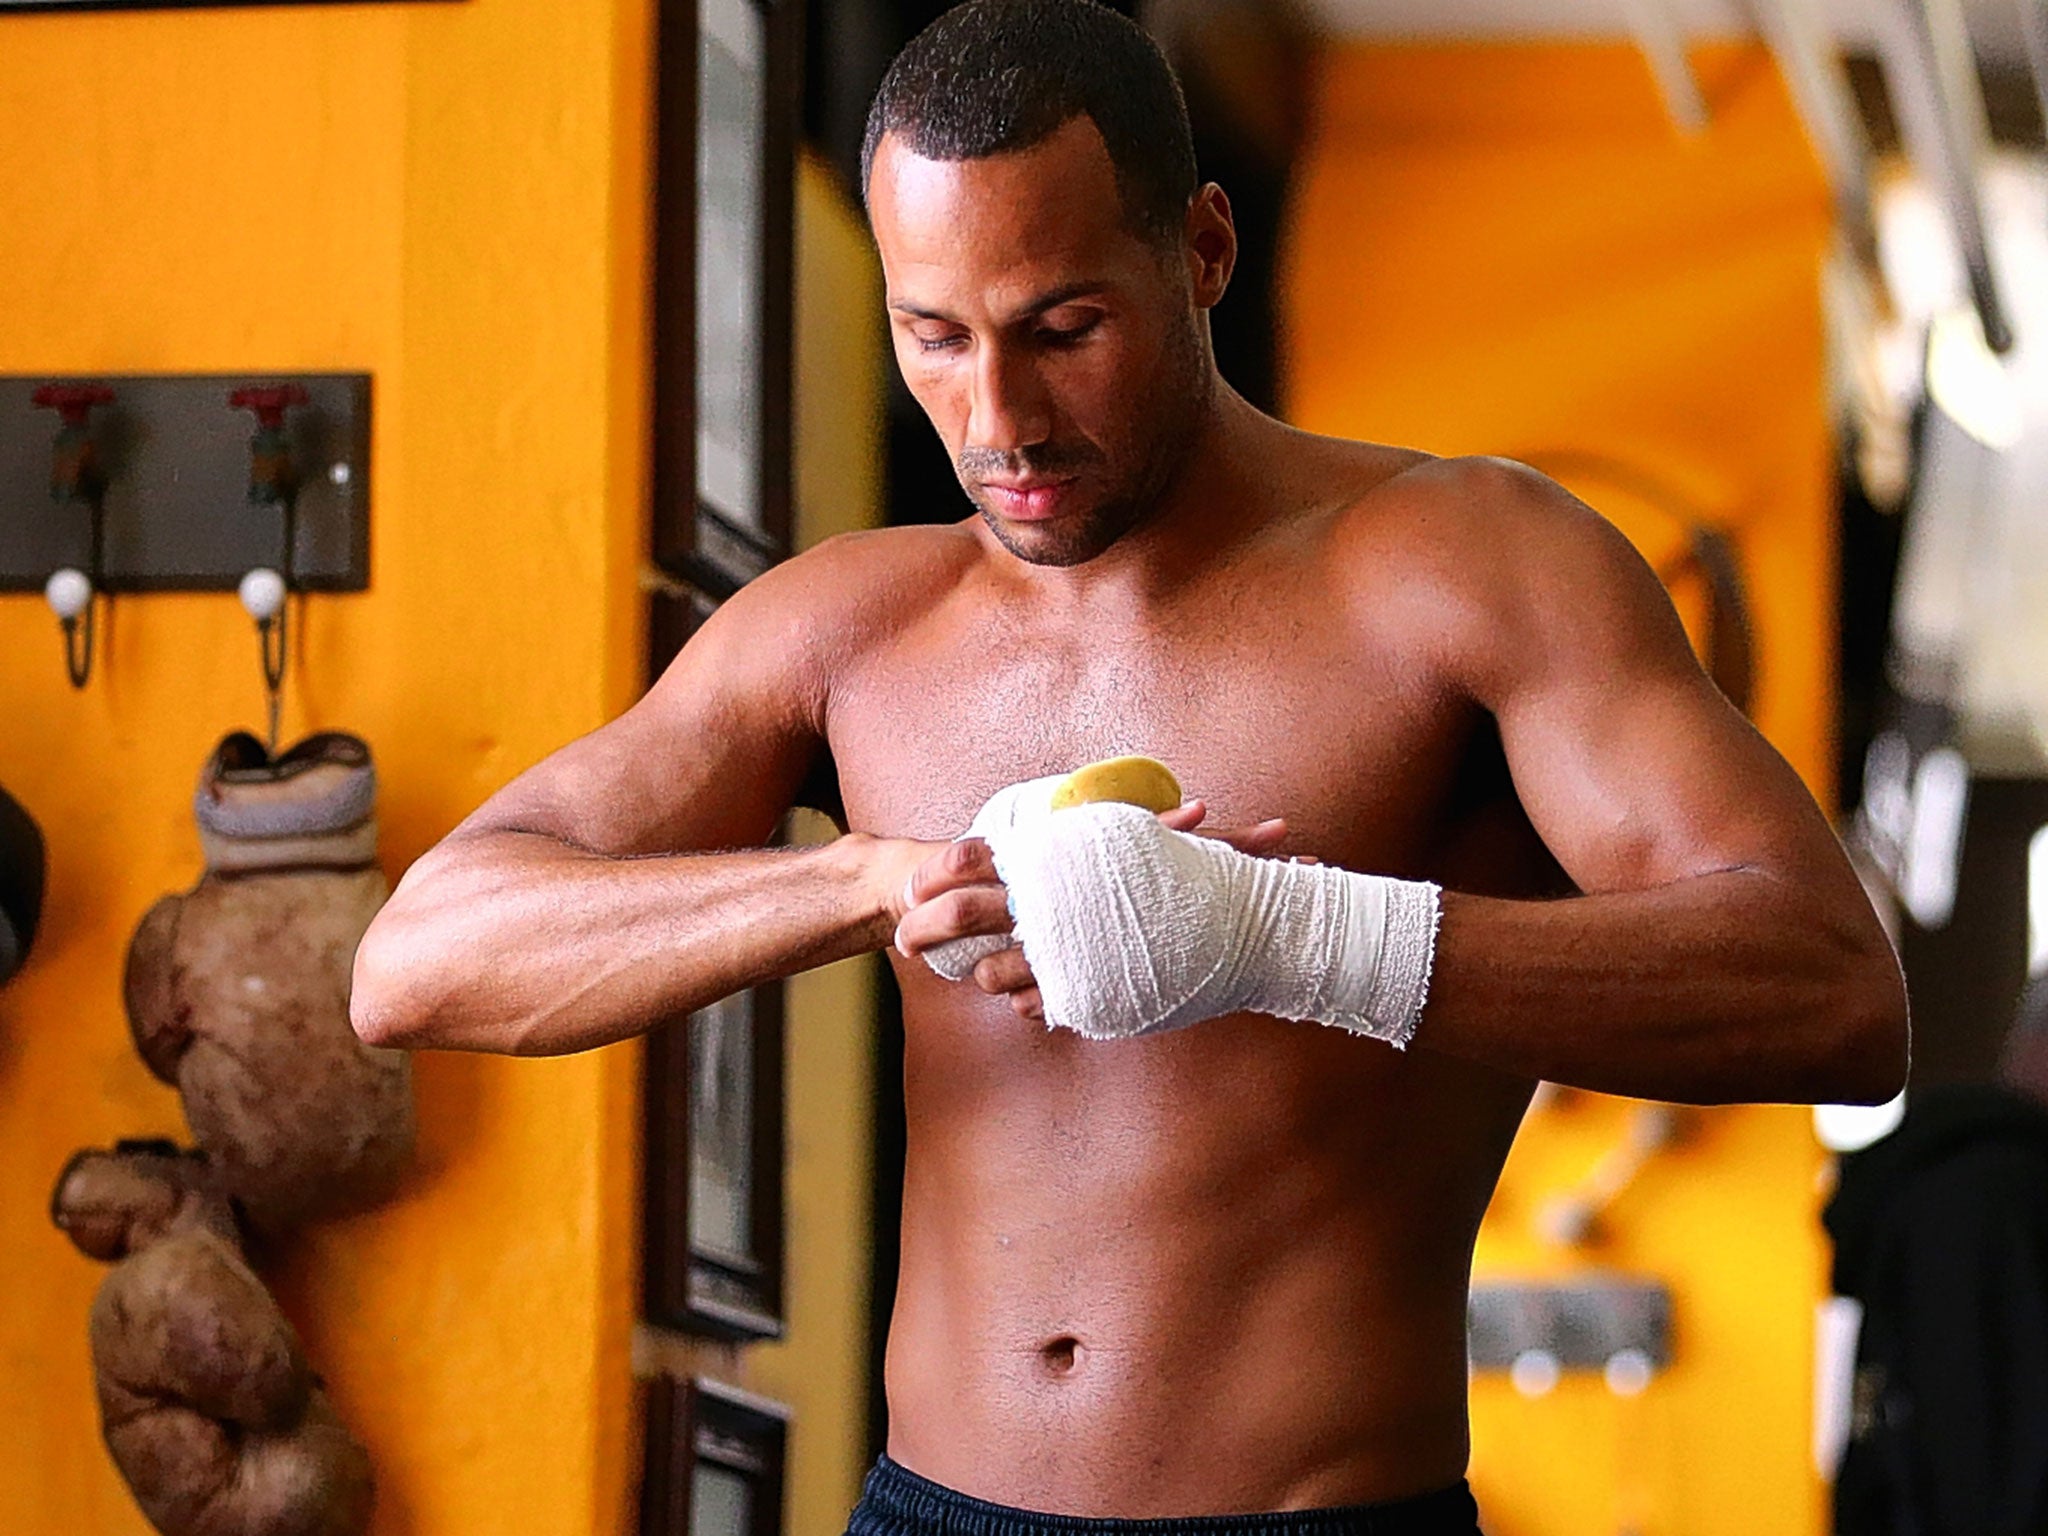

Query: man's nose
<box><xmin>965</xmin><ymin>343</ymin><xmax>1052</xmax><ymax>454</ymax></box>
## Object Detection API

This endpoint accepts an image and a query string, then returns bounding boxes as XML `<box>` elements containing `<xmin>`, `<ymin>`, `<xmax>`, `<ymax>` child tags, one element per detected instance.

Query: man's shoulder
<box><xmin>783</xmin><ymin>519</ymin><xmax>981</xmax><ymax>587</ymax></box>
<box><xmin>1343</xmin><ymin>451</ymin><xmax>1658</xmax><ymax>608</ymax></box>
<box><xmin>740</xmin><ymin>521</ymin><xmax>980</xmax><ymax>626</ymax></box>
<box><xmin>1309</xmin><ymin>450</ymin><xmax>1606</xmax><ymax>588</ymax></box>
<box><xmin>1312</xmin><ymin>450</ymin><xmax>1679</xmax><ymax>686</ymax></box>
<box><xmin>692</xmin><ymin>521</ymin><xmax>979</xmax><ymax>679</ymax></box>
<box><xmin>1349</xmin><ymin>452</ymin><xmax>1611</xmax><ymax>545</ymax></box>
<box><xmin>660</xmin><ymin>522</ymin><xmax>982</xmax><ymax>725</ymax></box>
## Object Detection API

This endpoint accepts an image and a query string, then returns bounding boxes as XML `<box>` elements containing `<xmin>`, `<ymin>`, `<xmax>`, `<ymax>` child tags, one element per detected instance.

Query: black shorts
<box><xmin>843</xmin><ymin>1455</ymin><xmax>1484</xmax><ymax>1536</ymax></box>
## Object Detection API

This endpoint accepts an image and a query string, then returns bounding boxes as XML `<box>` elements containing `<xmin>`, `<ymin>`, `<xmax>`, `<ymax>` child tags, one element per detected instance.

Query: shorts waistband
<box><xmin>848</xmin><ymin>1455</ymin><xmax>1481</xmax><ymax>1536</ymax></box>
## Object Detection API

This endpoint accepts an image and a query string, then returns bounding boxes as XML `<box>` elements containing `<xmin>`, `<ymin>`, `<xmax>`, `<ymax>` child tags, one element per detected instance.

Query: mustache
<box><xmin>956</xmin><ymin>442</ymin><xmax>1104</xmax><ymax>482</ymax></box>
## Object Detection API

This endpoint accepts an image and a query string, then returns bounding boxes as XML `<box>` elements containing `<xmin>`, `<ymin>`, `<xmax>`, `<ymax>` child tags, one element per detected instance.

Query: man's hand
<box><xmin>892</xmin><ymin>801</ymin><xmax>1291</xmax><ymax>1020</ymax></box>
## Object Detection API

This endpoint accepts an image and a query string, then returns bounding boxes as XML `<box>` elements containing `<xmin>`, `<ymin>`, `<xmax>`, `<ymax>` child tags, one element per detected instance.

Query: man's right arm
<box><xmin>348</xmin><ymin>547</ymin><xmax>942</xmax><ymax>1057</ymax></box>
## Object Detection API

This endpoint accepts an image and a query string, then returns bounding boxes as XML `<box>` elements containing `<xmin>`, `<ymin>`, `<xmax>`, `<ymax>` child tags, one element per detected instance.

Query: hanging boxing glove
<box><xmin>49</xmin><ymin>1142</ymin><xmax>374</xmax><ymax>1536</ymax></box>
<box><xmin>124</xmin><ymin>732</ymin><xmax>414</xmax><ymax>1233</ymax></box>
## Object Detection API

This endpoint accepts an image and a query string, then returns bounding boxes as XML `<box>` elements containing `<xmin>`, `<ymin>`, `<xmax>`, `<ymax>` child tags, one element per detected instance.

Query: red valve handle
<box><xmin>32</xmin><ymin>383</ymin><xmax>115</xmax><ymax>427</ymax></box>
<box><xmin>228</xmin><ymin>383</ymin><xmax>309</xmax><ymax>431</ymax></box>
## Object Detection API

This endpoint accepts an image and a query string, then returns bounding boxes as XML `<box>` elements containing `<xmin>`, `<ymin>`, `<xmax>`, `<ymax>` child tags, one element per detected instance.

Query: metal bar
<box><xmin>1879</xmin><ymin>0</ymin><xmax>2014</xmax><ymax>352</ymax></box>
<box><xmin>1618</xmin><ymin>0</ymin><xmax>1710</xmax><ymax>134</ymax></box>
<box><xmin>1747</xmin><ymin>0</ymin><xmax>1879</xmax><ymax>259</ymax></box>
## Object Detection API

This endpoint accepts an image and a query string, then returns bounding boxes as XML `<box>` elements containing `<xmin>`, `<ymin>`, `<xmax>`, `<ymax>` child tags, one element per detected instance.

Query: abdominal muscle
<box><xmin>878</xmin><ymin>988</ymin><xmax>1532</xmax><ymax>1518</ymax></box>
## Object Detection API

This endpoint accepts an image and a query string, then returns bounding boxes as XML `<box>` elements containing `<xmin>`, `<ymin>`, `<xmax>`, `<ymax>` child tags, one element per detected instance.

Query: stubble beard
<box><xmin>966</xmin><ymin>311</ymin><xmax>1213</xmax><ymax>569</ymax></box>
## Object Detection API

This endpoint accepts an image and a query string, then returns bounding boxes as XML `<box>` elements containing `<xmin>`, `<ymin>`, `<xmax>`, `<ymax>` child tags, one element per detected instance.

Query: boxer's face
<box><xmin>868</xmin><ymin>115</ymin><xmax>1226</xmax><ymax>566</ymax></box>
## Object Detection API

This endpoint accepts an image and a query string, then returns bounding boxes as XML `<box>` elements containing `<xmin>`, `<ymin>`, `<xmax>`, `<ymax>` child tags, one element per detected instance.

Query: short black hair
<box><xmin>861</xmin><ymin>0</ymin><xmax>1199</xmax><ymax>246</ymax></box>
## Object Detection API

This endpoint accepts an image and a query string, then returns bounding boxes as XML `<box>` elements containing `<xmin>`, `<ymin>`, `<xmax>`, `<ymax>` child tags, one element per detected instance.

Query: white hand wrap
<box><xmin>920</xmin><ymin>774</ymin><xmax>1069</xmax><ymax>983</ymax></box>
<box><xmin>922</xmin><ymin>788</ymin><xmax>1441</xmax><ymax>1047</ymax></box>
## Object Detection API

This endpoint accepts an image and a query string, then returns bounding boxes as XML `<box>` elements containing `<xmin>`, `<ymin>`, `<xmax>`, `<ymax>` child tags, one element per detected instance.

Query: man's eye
<box><xmin>1036</xmin><ymin>317</ymin><xmax>1101</xmax><ymax>347</ymax></box>
<box><xmin>916</xmin><ymin>333</ymin><xmax>965</xmax><ymax>354</ymax></box>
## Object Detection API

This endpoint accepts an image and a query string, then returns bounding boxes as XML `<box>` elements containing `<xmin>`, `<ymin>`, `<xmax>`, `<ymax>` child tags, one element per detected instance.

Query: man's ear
<box><xmin>1184</xmin><ymin>183</ymin><xmax>1238</xmax><ymax>311</ymax></box>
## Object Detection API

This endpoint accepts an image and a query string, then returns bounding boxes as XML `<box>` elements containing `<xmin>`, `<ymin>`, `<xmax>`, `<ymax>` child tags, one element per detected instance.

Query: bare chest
<box><xmin>826</xmin><ymin>598</ymin><xmax>1478</xmax><ymax>879</ymax></box>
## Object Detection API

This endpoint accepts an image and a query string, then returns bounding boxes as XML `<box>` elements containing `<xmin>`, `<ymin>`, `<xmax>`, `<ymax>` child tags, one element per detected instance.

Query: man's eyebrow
<box><xmin>886</xmin><ymin>282</ymin><xmax>1110</xmax><ymax>324</ymax></box>
<box><xmin>1014</xmin><ymin>282</ymin><xmax>1109</xmax><ymax>316</ymax></box>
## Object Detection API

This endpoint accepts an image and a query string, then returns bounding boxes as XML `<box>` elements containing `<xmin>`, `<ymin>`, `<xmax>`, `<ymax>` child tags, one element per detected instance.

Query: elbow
<box><xmin>349</xmin><ymin>915</ymin><xmax>435</xmax><ymax>1051</ymax></box>
<box><xmin>1807</xmin><ymin>944</ymin><xmax>1910</xmax><ymax>1106</ymax></box>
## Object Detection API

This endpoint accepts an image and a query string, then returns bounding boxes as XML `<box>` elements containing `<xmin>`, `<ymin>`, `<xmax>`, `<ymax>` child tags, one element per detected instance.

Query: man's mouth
<box><xmin>980</xmin><ymin>478</ymin><xmax>1078</xmax><ymax>521</ymax></box>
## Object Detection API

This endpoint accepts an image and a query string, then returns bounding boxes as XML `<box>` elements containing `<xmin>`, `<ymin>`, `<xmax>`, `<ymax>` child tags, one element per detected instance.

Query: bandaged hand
<box><xmin>911</xmin><ymin>769</ymin><xmax>1262</xmax><ymax>983</ymax></box>
<box><xmin>906</xmin><ymin>782</ymin><xmax>1440</xmax><ymax>1047</ymax></box>
<box><xmin>914</xmin><ymin>773</ymin><xmax>1070</xmax><ymax>984</ymax></box>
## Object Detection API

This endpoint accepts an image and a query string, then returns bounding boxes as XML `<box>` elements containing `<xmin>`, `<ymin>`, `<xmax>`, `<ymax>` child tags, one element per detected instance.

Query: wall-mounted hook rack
<box><xmin>0</xmin><ymin>373</ymin><xmax>370</xmax><ymax>594</ymax></box>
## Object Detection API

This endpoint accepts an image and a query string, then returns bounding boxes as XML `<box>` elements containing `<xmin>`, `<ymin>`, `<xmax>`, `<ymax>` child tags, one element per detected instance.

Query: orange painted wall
<box><xmin>1283</xmin><ymin>42</ymin><xmax>1838</xmax><ymax>1536</ymax></box>
<box><xmin>0</xmin><ymin>2</ymin><xmax>653</xmax><ymax>1532</ymax></box>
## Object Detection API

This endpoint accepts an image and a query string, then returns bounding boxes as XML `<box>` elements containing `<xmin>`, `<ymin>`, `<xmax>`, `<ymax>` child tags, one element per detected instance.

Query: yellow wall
<box><xmin>0</xmin><ymin>2</ymin><xmax>653</xmax><ymax>1532</ymax></box>
<box><xmin>1284</xmin><ymin>42</ymin><xmax>1838</xmax><ymax>1536</ymax></box>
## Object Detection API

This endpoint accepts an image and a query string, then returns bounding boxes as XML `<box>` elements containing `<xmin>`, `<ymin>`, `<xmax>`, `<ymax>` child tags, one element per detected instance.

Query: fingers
<box><xmin>894</xmin><ymin>881</ymin><xmax>1013</xmax><ymax>958</ymax></box>
<box><xmin>1157</xmin><ymin>801</ymin><xmax>1290</xmax><ymax>857</ymax></box>
<box><xmin>971</xmin><ymin>948</ymin><xmax>1044</xmax><ymax>1020</ymax></box>
<box><xmin>902</xmin><ymin>837</ymin><xmax>1001</xmax><ymax>911</ymax></box>
<box><xmin>971</xmin><ymin>946</ymin><xmax>1035</xmax><ymax>996</ymax></box>
<box><xmin>1208</xmin><ymin>817</ymin><xmax>1288</xmax><ymax>855</ymax></box>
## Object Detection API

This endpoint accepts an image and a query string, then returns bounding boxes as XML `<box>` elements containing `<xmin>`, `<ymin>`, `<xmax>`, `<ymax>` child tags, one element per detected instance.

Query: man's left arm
<box><xmin>1421</xmin><ymin>460</ymin><xmax>1907</xmax><ymax>1105</ymax></box>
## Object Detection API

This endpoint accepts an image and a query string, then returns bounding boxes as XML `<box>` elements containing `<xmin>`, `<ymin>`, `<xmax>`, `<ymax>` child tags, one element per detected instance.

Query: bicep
<box><xmin>449</xmin><ymin>580</ymin><xmax>827</xmax><ymax>858</ymax></box>
<box><xmin>1468</xmin><ymin>475</ymin><xmax>1843</xmax><ymax>898</ymax></box>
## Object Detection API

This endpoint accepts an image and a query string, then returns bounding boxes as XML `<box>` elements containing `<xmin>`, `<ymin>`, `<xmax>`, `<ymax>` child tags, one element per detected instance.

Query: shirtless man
<box><xmin>348</xmin><ymin>2</ymin><xmax>1910</xmax><ymax>1530</ymax></box>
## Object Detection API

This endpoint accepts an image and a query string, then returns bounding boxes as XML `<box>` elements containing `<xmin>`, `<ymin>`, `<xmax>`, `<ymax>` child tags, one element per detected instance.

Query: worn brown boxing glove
<box><xmin>50</xmin><ymin>1142</ymin><xmax>373</xmax><ymax>1536</ymax></box>
<box><xmin>123</xmin><ymin>732</ymin><xmax>413</xmax><ymax>1232</ymax></box>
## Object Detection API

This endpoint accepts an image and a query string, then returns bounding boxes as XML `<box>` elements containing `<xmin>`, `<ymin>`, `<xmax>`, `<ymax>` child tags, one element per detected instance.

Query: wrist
<box><xmin>1230</xmin><ymin>856</ymin><xmax>1441</xmax><ymax>1047</ymax></box>
<box><xmin>1350</xmin><ymin>871</ymin><xmax>1442</xmax><ymax>1045</ymax></box>
<box><xmin>1317</xmin><ymin>867</ymin><xmax>1441</xmax><ymax>1046</ymax></box>
<box><xmin>834</xmin><ymin>831</ymin><xmax>932</xmax><ymax>952</ymax></box>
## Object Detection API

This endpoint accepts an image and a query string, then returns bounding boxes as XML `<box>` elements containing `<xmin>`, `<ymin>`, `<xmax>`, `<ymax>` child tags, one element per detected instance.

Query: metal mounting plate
<box><xmin>0</xmin><ymin>373</ymin><xmax>370</xmax><ymax>593</ymax></box>
<box><xmin>1468</xmin><ymin>1276</ymin><xmax>1673</xmax><ymax>1371</ymax></box>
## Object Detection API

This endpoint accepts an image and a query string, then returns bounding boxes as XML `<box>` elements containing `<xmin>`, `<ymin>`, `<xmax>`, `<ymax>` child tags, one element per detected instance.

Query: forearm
<box><xmin>350</xmin><ymin>830</ymin><xmax>904</xmax><ymax>1055</ymax></box>
<box><xmin>1419</xmin><ymin>870</ymin><xmax>1908</xmax><ymax>1105</ymax></box>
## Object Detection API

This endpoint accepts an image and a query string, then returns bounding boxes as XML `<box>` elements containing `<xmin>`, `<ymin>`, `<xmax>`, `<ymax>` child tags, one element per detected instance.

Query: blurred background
<box><xmin>2</xmin><ymin>0</ymin><xmax>2046</xmax><ymax>1532</ymax></box>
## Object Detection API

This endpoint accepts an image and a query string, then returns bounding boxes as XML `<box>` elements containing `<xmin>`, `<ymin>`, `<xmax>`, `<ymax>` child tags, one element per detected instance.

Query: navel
<box><xmin>1037</xmin><ymin>1334</ymin><xmax>1083</xmax><ymax>1375</ymax></box>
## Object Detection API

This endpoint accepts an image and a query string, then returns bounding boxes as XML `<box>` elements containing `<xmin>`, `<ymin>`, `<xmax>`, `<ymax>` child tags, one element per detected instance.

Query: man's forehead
<box><xmin>867</xmin><ymin>117</ymin><xmax>1147</xmax><ymax>290</ymax></box>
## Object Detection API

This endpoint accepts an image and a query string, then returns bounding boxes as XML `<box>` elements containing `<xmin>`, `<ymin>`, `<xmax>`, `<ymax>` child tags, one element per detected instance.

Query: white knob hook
<box><xmin>45</xmin><ymin>567</ymin><xmax>92</xmax><ymax>620</ymax></box>
<box><xmin>1604</xmin><ymin>1348</ymin><xmax>1656</xmax><ymax>1397</ymax></box>
<box><xmin>1509</xmin><ymin>1349</ymin><xmax>1562</xmax><ymax>1399</ymax></box>
<box><xmin>44</xmin><ymin>567</ymin><xmax>97</xmax><ymax>688</ymax></box>
<box><xmin>238</xmin><ymin>567</ymin><xmax>287</xmax><ymax>623</ymax></box>
<box><xmin>238</xmin><ymin>567</ymin><xmax>290</xmax><ymax>753</ymax></box>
